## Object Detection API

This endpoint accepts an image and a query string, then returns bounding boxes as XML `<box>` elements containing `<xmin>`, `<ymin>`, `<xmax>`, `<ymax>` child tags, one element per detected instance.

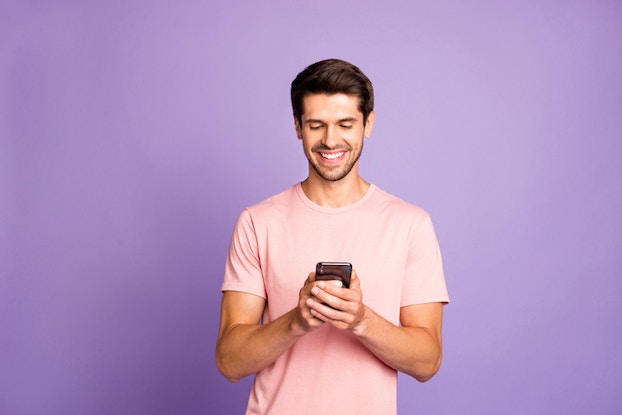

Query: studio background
<box><xmin>2</xmin><ymin>1</ymin><xmax>621</xmax><ymax>414</ymax></box>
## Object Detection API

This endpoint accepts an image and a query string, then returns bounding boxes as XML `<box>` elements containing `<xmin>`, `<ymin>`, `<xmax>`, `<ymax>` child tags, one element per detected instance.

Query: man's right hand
<box><xmin>292</xmin><ymin>272</ymin><xmax>327</xmax><ymax>334</ymax></box>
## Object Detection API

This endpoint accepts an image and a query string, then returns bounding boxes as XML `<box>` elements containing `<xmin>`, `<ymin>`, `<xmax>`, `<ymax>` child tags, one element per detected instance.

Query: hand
<box><xmin>292</xmin><ymin>273</ymin><xmax>327</xmax><ymax>334</ymax></box>
<box><xmin>306</xmin><ymin>270</ymin><xmax>366</xmax><ymax>331</ymax></box>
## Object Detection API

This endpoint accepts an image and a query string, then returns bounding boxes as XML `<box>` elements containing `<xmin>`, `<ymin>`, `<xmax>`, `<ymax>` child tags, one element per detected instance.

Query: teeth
<box><xmin>321</xmin><ymin>152</ymin><xmax>344</xmax><ymax>159</ymax></box>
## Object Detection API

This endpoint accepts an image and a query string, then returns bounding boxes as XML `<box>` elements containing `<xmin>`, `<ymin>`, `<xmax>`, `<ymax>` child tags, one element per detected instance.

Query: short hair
<box><xmin>290</xmin><ymin>59</ymin><xmax>374</xmax><ymax>125</ymax></box>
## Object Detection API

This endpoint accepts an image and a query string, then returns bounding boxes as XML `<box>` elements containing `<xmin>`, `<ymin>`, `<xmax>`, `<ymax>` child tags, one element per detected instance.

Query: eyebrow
<box><xmin>304</xmin><ymin>117</ymin><xmax>358</xmax><ymax>124</ymax></box>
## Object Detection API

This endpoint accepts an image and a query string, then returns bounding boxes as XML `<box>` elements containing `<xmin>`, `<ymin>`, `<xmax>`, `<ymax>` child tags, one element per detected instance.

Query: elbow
<box><xmin>222</xmin><ymin>373</ymin><xmax>243</xmax><ymax>383</ymax></box>
<box><xmin>413</xmin><ymin>370</ymin><xmax>437</xmax><ymax>383</ymax></box>
<box><xmin>217</xmin><ymin>366</ymin><xmax>240</xmax><ymax>383</ymax></box>
<box><xmin>215</xmin><ymin>351</ymin><xmax>243</xmax><ymax>383</ymax></box>
<box><xmin>216</xmin><ymin>362</ymin><xmax>242</xmax><ymax>383</ymax></box>
<box><xmin>411</xmin><ymin>357</ymin><xmax>442</xmax><ymax>383</ymax></box>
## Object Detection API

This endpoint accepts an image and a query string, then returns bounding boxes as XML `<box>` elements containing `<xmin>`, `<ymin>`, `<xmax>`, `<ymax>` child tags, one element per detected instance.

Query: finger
<box><xmin>309</xmin><ymin>301</ymin><xmax>339</xmax><ymax>320</ymax></box>
<box><xmin>314</xmin><ymin>281</ymin><xmax>346</xmax><ymax>303</ymax></box>
<box><xmin>299</xmin><ymin>297</ymin><xmax>324</xmax><ymax>329</ymax></box>
<box><xmin>348</xmin><ymin>269</ymin><xmax>360</xmax><ymax>290</ymax></box>
<box><xmin>304</xmin><ymin>272</ymin><xmax>316</xmax><ymax>285</ymax></box>
<box><xmin>308</xmin><ymin>289</ymin><xmax>348</xmax><ymax>317</ymax></box>
<box><xmin>309</xmin><ymin>305</ymin><xmax>351</xmax><ymax>331</ymax></box>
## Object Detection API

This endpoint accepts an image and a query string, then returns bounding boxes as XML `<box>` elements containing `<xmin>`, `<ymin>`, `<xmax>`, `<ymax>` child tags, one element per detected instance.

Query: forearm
<box><xmin>216</xmin><ymin>308</ymin><xmax>305</xmax><ymax>382</ymax></box>
<box><xmin>353</xmin><ymin>306</ymin><xmax>442</xmax><ymax>382</ymax></box>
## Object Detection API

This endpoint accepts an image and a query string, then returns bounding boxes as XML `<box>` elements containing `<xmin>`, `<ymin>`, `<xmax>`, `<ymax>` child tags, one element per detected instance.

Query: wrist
<box><xmin>287</xmin><ymin>308</ymin><xmax>310</xmax><ymax>338</ymax></box>
<box><xmin>350</xmin><ymin>305</ymin><xmax>372</xmax><ymax>338</ymax></box>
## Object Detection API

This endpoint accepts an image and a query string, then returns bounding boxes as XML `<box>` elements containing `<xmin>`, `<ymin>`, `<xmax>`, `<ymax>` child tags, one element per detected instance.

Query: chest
<box><xmin>256</xmin><ymin>210</ymin><xmax>411</xmax><ymax>323</ymax></box>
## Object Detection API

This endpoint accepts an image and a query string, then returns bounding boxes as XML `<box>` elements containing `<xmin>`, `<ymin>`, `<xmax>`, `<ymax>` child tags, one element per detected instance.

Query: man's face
<box><xmin>295</xmin><ymin>93</ymin><xmax>374</xmax><ymax>182</ymax></box>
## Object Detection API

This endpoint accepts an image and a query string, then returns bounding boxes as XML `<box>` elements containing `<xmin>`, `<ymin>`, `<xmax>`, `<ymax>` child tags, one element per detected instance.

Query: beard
<box><xmin>306</xmin><ymin>139</ymin><xmax>364</xmax><ymax>182</ymax></box>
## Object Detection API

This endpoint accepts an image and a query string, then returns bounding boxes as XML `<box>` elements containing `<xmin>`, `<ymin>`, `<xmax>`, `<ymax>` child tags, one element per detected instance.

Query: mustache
<box><xmin>311</xmin><ymin>144</ymin><xmax>351</xmax><ymax>152</ymax></box>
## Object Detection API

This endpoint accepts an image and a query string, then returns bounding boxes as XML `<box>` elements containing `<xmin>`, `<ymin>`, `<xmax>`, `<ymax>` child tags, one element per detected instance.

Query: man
<box><xmin>216</xmin><ymin>59</ymin><xmax>449</xmax><ymax>414</ymax></box>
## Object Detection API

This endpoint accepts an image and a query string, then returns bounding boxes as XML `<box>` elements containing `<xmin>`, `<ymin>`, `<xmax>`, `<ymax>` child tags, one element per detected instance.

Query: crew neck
<box><xmin>294</xmin><ymin>182</ymin><xmax>377</xmax><ymax>213</ymax></box>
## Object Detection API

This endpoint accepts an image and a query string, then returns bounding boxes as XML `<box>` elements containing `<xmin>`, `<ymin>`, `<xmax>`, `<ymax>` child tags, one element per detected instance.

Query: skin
<box><xmin>216</xmin><ymin>93</ymin><xmax>444</xmax><ymax>383</ymax></box>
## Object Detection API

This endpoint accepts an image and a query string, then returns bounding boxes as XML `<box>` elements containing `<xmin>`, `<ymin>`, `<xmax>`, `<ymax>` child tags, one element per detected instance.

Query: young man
<box><xmin>216</xmin><ymin>59</ymin><xmax>449</xmax><ymax>414</ymax></box>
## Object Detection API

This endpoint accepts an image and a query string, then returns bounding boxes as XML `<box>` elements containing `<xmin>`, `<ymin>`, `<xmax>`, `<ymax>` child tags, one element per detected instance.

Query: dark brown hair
<box><xmin>290</xmin><ymin>59</ymin><xmax>374</xmax><ymax>125</ymax></box>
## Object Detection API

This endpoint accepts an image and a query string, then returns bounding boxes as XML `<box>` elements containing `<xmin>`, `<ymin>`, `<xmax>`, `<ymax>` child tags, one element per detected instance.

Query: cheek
<box><xmin>301</xmin><ymin>131</ymin><xmax>320</xmax><ymax>146</ymax></box>
<box><xmin>301</xmin><ymin>138</ymin><xmax>315</xmax><ymax>154</ymax></box>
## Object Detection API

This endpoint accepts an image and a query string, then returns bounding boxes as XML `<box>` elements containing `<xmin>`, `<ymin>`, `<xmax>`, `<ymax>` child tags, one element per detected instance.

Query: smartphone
<box><xmin>315</xmin><ymin>262</ymin><xmax>352</xmax><ymax>289</ymax></box>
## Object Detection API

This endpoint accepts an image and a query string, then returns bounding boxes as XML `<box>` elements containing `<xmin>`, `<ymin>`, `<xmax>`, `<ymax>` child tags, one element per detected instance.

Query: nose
<box><xmin>322</xmin><ymin>125</ymin><xmax>339</xmax><ymax>148</ymax></box>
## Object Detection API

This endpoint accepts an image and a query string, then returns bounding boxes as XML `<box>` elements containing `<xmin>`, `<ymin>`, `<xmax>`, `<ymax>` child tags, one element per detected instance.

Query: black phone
<box><xmin>315</xmin><ymin>262</ymin><xmax>352</xmax><ymax>289</ymax></box>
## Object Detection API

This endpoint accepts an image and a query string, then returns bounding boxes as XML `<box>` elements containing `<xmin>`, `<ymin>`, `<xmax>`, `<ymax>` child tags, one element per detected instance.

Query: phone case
<box><xmin>315</xmin><ymin>262</ymin><xmax>352</xmax><ymax>288</ymax></box>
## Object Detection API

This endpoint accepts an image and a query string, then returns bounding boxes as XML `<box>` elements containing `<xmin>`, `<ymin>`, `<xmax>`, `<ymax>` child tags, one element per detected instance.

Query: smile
<box><xmin>320</xmin><ymin>151</ymin><xmax>345</xmax><ymax>160</ymax></box>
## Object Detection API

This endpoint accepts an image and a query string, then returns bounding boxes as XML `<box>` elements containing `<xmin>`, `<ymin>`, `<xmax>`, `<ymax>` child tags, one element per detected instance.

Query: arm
<box><xmin>353</xmin><ymin>302</ymin><xmax>443</xmax><ymax>382</ymax></box>
<box><xmin>307</xmin><ymin>272</ymin><xmax>444</xmax><ymax>382</ymax></box>
<box><xmin>215</xmin><ymin>275</ymin><xmax>325</xmax><ymax>382</ymax></box>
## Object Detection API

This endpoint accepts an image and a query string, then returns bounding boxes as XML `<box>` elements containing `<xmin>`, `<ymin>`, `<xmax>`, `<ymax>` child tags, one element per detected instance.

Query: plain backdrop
<box><xmin>2</xmin><ymin>1</ymin><xmax>621</xmax><ymax>414</ymax></box>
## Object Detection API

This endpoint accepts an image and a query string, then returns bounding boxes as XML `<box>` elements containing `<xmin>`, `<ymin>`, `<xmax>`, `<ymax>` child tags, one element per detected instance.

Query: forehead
<box><xmin>301</xmin><ymin>93</ymin><xmax>362</xmax><ymax>121</ymax></box>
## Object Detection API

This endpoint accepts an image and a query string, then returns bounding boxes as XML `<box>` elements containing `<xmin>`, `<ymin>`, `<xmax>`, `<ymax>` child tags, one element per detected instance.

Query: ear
<box><xmin>364</xmin><ymin>111</ymin><xmax>375</xmax><ymax>138</ymax></box>
<box><xmin>294</xmin><ymin>116</ymin><xmax>303</xmax><ymax>140</ymax></box>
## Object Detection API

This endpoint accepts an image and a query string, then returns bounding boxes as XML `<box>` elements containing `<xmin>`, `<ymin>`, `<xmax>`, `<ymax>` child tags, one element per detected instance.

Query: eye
<box><xmin>340</xmin><ymin>124</ymin><xmax>353</xmax><ymax>129</ymax></box>
<box><xmin>309</xmin><ymin>124</ymin><xmax>323</xmax><ymax>131</ymax></box>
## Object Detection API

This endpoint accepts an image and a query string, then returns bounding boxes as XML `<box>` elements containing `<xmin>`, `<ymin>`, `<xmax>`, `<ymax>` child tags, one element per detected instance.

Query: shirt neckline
<box><xmin>294</xmin><ymin>182</ymin><xmax>377</xmax><ymax>214</ymax></box>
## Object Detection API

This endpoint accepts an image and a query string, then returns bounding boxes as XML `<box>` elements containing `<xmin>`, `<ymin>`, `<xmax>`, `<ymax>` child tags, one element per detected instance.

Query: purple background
<box><xmin>2</xmin><ymin>1</ymin><xmax>621</xmax><ymax>414</ymax></box>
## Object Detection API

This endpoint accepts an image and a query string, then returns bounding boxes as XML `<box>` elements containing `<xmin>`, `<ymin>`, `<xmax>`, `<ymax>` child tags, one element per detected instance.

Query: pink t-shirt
<box><xmin>222</xmin><ymin>183</ymin><xmax>449</xmax><ymax>415</ymax></box>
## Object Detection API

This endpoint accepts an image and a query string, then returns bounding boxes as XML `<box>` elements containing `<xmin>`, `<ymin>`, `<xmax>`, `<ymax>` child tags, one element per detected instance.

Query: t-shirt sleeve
<box><xmin>401</xmin><ymin>214</ymin><xmax>449</xmax><ymax>306</ymax></box>
<box><xmin>221</xmin><ymin>209</ymin><xmax>267</xmax><ymax>299</ymax></box>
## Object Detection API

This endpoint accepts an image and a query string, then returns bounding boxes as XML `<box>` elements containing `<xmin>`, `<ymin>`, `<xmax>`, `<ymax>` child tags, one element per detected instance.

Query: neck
<box><xmin>300</xmin><ymin>173</ymin><xmax>370</xmax><ymax>208</ymax></box>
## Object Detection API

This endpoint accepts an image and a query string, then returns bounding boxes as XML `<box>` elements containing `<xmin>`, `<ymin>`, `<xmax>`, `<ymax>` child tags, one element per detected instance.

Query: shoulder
<box><xmin>369</xmin><ymin>185</ymin><xmax>431</xmax><ymax>221</ymax></box>
<box><xmin>236</xmin><ymin>185</ymin><xmax>303</xmax><ymax>229</ymax></box>
<box><xmin>245</xmin><ymin>184</ymin><xmax>298</xmax><ymax>214</ymax></box>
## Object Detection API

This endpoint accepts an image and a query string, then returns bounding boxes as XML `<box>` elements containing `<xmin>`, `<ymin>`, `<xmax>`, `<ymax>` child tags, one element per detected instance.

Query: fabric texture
<box><xmin>222</xmin><ymin>183</ymin><xmax>449</xmax><ymax>415</ymax></box>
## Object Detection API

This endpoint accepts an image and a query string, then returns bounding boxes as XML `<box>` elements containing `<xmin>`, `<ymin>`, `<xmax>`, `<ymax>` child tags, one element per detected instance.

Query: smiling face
<box><xmin>295</xmin><ymin>93</ymin><xmax>375</xmax><ymax>183</ymax></box>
